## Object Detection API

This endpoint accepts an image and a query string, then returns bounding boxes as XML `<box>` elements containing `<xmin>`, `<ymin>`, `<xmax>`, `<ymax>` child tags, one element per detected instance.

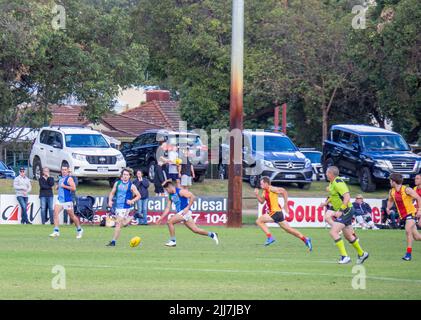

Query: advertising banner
<box><xmin>258</xmin><ymin>197</ymin><xmax>383</xmax><ymax>228</ymax></box>
<box><xmin>0</xmin><ymin>195</ymin><xmax>227</xmax><ymax>226</ymax></box>
<box><xmin>0</xmin><ymin>194</ymin><xmax>383</xmax><ymax>227</ymax></box>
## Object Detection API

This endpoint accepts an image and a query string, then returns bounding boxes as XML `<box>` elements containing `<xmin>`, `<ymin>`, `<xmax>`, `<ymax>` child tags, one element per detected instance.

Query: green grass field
<box><xmin>1</xmin><ymin>225</ymin><xmax>420</xmax><ymax>300</ymax></box>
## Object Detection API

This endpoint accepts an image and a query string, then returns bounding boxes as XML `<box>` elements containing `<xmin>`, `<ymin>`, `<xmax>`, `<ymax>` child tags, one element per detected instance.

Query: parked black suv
<box><xmin>121</xmin><ymin>129</ymin><xmax>209</xmax><ymax>182</ymax></box>
<box><xmin>323</xmin><ymin>125</ymin><xmax>421</xmax><ymax>192</ymax></box>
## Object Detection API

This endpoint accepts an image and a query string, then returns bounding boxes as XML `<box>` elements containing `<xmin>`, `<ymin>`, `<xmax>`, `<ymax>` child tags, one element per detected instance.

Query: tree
<box><xmin>0</xmin><ymin>0</ymin><xmax>148</xmax><ymax>145</ymax></box>
<box><xmin>348</xmin><ymin>0</ymin><xmax>421</xmax><ymax>143</ymax></box>
<box><xmin>133</xmin><ymin>0</ymin><xmax>418</xmax><ymax>146</ymax></box>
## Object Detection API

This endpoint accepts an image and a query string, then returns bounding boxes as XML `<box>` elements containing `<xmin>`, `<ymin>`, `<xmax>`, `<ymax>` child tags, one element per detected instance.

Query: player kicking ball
<box><xmin>386</xmin><ymin>173</ymin><xmax>421</xmax><ymax>261</ymax></box>
<box><xmin>106</xmin><ymin>168</ymin><xmax>141</xmax><ymax>247</ymax></box>
<box><xmin>49</xmin><ymin>165</ymin><xmax>83</xmax><ymax>239</ymax></box>
<box><xmin>254</xmin><ymin>176</ymin><xmax>312</xmax><ymax>251</ymax></box>
<box><xmin>325</xmin><ymin>166</ymin><xmax>369</xmax><ymax>264</ymax></box>
<box><xmin>155</xmin><ymin>180</ymin><xmax>219</xmax><ymax>247</ymax></box>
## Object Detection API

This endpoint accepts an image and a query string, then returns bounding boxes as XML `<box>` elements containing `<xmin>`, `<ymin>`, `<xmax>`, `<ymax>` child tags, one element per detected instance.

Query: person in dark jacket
<box><xmin>39</xmin><ymin>167</ymin><xmax>55</xmax><ymax>224</ymax></box>
<box><xmin>154</xmin><ymin>160</ymin><xmax>167</xmax><ymax>196</ymax></box>
<box><xmin>133</xmin><ymin>170</ymin><xmax>150</xmax><ymax>225</ymax></box>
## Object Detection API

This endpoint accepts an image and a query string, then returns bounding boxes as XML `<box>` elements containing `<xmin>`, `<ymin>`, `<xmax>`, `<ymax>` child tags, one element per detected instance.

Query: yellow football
<box><xmin>175</xmin><ymin>158</ymin><xmax>183</xmax><ymax>165</ymax></box>
<box><xmin>129</xmin><ymin>236</ymin><xmax>141</xmax><ymax>248</ymax></box>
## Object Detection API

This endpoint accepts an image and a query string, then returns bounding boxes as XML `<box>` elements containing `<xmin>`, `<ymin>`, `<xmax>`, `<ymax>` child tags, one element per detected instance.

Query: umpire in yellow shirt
<box><xmin>326</xmin><ymin>166</ymin><xmax>369</xmax><ymax>265</ymax></box>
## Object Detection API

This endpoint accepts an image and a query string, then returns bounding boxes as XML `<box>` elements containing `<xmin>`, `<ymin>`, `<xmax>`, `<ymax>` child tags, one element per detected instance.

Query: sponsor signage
<box><xmin>258</xmin><ymin>197</ymin><xmax>383</xmax><ymax>228</ymax></box>
<box><xmin>0</xmin><ymin>195</ymin><xmax>227</xmax><ymax>226</ymax></box>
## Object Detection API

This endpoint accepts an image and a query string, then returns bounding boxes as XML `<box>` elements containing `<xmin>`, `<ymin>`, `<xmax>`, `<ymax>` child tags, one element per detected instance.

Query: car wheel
<box><xmin>218</xmin><ymin>163</ymin><xmax>227</xmax><ymax>180</ymax></box>
<box><xmin>323</xmin><ymin>158</ymin><xmax>334</xmax><ymax>182</ymax></box>
<box><xmin>359</xmin><ymin>167</ymin><xmax>376</xmax><ymax>192</ymax></box>
<box><xmin>148</xmin><ymin>160</ymin><xmax>156</xmax><ymax>180</ymax></box>
<box><xmin>249</xmin><ymin>175</ymin><xmax>259</xmax><ymax>188</ymax></box>
<box><xmin>33</xmin><ymin>159</ymin><xmax>42</xmax><ymax>180</ymax></box>
<box><xmin>298</xmin><ymin>183</ymin><xmax>311</xmax><ymax>190</ymax></box>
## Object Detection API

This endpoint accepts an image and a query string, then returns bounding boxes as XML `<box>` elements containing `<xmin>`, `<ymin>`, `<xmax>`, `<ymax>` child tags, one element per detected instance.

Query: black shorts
<box><xmin>335</xmin><ymin>207</ymin><xmax>354</xmax><ymax>227</ymax></box>
<box><xmin>401</xmin><ymin>215</ymin><xmax>415</xmax><ymax>224</ymax></box>
<box><xmin>271</xmin><ymin>211</ymin><xmax>285</xmax><ymax>223</ymax></box>
<box><xmin>168</xmin><ymin>173</ymin><xmax>179</xmax><ymax>181</ymax></box>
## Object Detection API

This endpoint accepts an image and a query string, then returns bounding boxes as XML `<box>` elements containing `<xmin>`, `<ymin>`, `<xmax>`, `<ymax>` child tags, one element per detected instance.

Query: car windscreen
<box><xmin>65</xmin><ymin>134</ymin><xmax>109</xmax><ymax>148</ymax></box>
<box><xmin>251</xmin><ymin>135</ymin><xmax>297</xmax><ymax>152</ymax></box>
<box><xmin>0</xmin><ymin>162</ymin><xmax>7</xmax><ymax>170</ymax></box>
<box><xmin>302</xmin><ymin>152</ymin><xmax>321</xmax><ymax>163</ymax></box>
<box><xmin>167</xmin><ymin>135</ymin><xmax>202</xmax><ymax>147</ymax></box>
<box><xmin>361</xmin><ymin>135</ymin><xmax>410</xmax><ymax>151</ymax></box>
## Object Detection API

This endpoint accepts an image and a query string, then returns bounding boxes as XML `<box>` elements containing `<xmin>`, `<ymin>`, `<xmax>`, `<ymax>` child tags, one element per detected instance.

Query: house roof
<box><xmin>49</xmin><ymin>105</ymin><xmax>89</xmax><ymax>126</ymax></box>
<box><xmin>100</xmin><ymin>114</ymin><xmax>163</xmax><ymax>137</ymax></box>
<box><xmin>49</xmin><ymin>100</ymin><xmax>182</xmax><ymax>140</ymax></box>
<box><xmin>121</xmin><ymin>100</ymin><xmax>181</xmax><ymax>131</ymax></box>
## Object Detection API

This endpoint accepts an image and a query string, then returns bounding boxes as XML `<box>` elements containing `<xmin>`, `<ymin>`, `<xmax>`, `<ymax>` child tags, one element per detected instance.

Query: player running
<box><xmin>49</xmin><ymin>165</ymin><xmax>83</xmax><ymax>239</ymax></box>
<box><xmin>386</xmin><ymin>173</ymin><xmax>421</xmax><ymax>261</ymax></box>
<box><xmin>106</xmin><ymin>168</ymin><xmax>141</xmax><ymax>247</ymax></box>
<box><xmin>155</xmin><ymin>180</ymin><xmax>219</xmax><ymax>247</ymax></box>
<box><xmin>325</xmin><ymin>166</ymin><xmax>369</xmax><ymax>264</ymax></box>
<box><xmin>414</xmin><ymin>174</ymin><xmax>421</xmax><ymax>207</ymax></box>
<box><xmin>254</xmin><ymin>176</ymin><xmax>312</xmax><ymax>251</ymax></box>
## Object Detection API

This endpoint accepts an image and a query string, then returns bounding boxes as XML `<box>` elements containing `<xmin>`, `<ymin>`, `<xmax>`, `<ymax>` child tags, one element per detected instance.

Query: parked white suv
<box><xmin>29</xmin><ymin>126</ymin><xmax>126</xmax><ymax>185</ymax></box>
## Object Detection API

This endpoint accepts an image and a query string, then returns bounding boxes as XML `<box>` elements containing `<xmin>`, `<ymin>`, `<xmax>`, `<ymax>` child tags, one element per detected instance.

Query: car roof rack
<box><xmin>49</xmin><ymin>125</ymin><xmax>93</xmax><ymax>130</ymax></box>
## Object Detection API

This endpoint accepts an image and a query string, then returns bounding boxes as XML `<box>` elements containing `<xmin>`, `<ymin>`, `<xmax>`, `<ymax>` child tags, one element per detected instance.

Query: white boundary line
<box><xmin>30</xmin><ymin>263</ymin><xmax>421</xmax><ymax>284</ymax></box>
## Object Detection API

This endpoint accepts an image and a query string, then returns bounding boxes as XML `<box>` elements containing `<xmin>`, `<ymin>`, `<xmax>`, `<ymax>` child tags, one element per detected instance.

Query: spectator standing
<box><xmin>166</xmin><ymin>144</ymin><xmax>180</xmax><ymax>186</ymax></box>
<box><xmin>13</xmin><ymin>167</ymin><xmax>32</xmax><ymax>224</ymax></box>
<box><xmin>133</xmin><ymin>170</ymin><xmax>150</xmax><ymax>225</ymax></box>
<box><xmin>39</xmin><ymin>167</ymin><xmax>55</xmax><ymax>224</ymax></box>
<box><xmin>352</xmin><ymin>194</ymin><xmax>379</xmax><ymax>230</ymax></box>
<box><xmin>179</xmin><ymin>148</ymin><xmax>195</xmax><ymax>190</ymax></box>
<box><xmin>154</xmin><ymin>160</ymin><xmax>167</xmax><ymax>196</ymax></box>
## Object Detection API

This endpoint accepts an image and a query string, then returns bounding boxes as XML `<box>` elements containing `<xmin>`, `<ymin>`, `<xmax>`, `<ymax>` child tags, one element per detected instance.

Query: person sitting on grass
<box><xmin>352</xmin><ymin>194</ymin><xmax>379</xmax><ymax>230</ymax></box>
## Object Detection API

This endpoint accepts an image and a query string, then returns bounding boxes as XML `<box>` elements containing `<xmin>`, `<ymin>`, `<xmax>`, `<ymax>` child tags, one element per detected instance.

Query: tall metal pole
<box><xmin>282</xmin><ymin>103</ymin><xmax>287</xmax><ymax>134</ymax></box>
<box><xmin>274</xmin><ymin>105</ymin><xmax>280</xmax><ymax>133</ymax></box>
<box><xmin>228</xmin><ymin>0</ymin><xmax>244</xmax><ymax>228</ymax></box>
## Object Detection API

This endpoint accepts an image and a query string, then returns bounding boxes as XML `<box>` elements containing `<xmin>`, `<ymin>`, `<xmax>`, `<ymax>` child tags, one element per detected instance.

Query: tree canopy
<box><xmin>1</xmin><ymin>0</ymin><xmax>419</xmax><ymax>147</ymax></box>
<box><xmin>0</xmin><ymin>0</ymin><xmax>148</xmax><ymax>144</ymax></box>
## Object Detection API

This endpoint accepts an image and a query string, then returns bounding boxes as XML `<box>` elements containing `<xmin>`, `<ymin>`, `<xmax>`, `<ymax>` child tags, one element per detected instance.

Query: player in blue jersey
<box><xmin>49</xmin><ymin>164</ymin><xmax>83</xmax><ymax>239</ymax></box>
<box><xmin>106</xmin><ymin>168</ymin><xmax>141</xmax><ymax>247</ymax></box>
<box><xmin>155</xmin><ymin>180</ymin><xmax>219</xmax><ymax>247</ymax></box>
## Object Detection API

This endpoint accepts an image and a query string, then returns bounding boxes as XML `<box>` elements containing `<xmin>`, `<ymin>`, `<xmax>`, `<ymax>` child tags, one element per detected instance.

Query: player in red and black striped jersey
<box><xmin>387</xmin><ymin>173</ymin><xmax>421</xmax><ymax>261</ymax></box>
<box><xmin>415</xmin><ymin>174</ymin><xmax>421</xmax><ymax>199</ymax></box>
<box><xmin>414</xmin><ymin>174</ymin><xmax>421</xmax><ymax>227</ymax></box>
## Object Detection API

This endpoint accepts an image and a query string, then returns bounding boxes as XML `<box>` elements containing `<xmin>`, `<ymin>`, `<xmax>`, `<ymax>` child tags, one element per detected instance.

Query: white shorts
<box><xmin>57</xmin><ymin>201</ymin><xmax>73</xmax><ymax>210</ymax></box>
<box><xmin>115</xmin><ymin>208</ymin><xmax>132</xmax><ymax>219</ymax></box>
<box><xmin>177</xmin><ymin>209</ymin><xmax>193</xmax><ymax>222</ymax></box>
<box><xmin>181</xmin><ymin>175</ymin><xmax>192</xmax><ymax>187</ymax></box>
